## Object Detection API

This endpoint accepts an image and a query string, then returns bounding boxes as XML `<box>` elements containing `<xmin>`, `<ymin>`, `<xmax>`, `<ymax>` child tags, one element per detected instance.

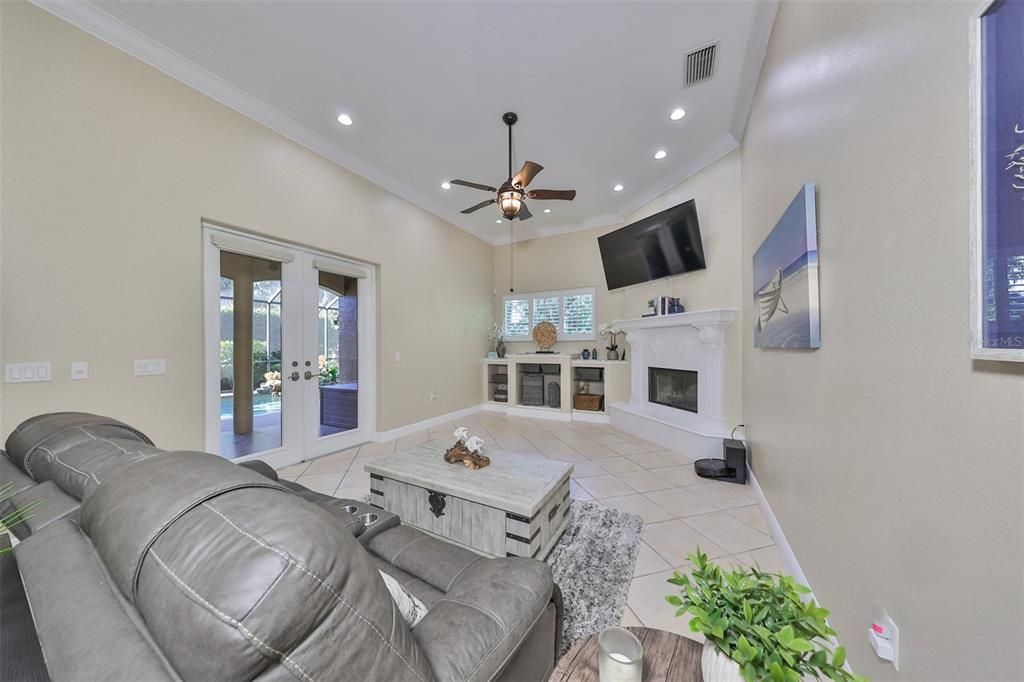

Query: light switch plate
<box><xmin>71</xmin><ymin>362</ymin><xmax>89</xmax><ymax>380</ymax></box>
<box><xmin>134</xmin><ymin>359</ymin><xmax>166</xmax><ymax>376</ymax></box>
<box><xmin>5</xmin><ymin>362</ymin><xmax>52</xmax><ymax>383</ymax></box>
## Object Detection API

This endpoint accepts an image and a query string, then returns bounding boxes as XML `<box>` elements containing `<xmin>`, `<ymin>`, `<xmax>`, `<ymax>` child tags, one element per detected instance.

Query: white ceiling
<box><xmin>35</xmin><ymin>0</ymin><xmax>777</xmax><ymax>244</ymax></box>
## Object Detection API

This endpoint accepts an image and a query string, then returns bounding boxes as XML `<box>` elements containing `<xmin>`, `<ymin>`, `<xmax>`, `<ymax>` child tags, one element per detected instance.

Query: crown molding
<box><xmin>30</xmin><ymin>0</ymin><xmax>768</xmax><ymax>247</ymax></box>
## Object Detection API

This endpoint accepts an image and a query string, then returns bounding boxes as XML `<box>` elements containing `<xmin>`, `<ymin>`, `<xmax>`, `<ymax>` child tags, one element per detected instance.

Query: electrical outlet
<box><xmin>868</xmin><ymin>609</ymin><xmax>899</xmax><ymax>671</ymax></box>
<box><xmin>429</xmin><ymin>394</ymin><xmax>437</xmax><ymax>402</ymax></box>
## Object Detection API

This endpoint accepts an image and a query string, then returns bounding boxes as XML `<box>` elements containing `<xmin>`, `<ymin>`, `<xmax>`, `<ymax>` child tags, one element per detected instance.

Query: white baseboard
<box><xmin>375</xmin><ymin>404</ymin><xmax>484</xmax><ymax>442</ymax></box>
<box><xmin>746</xmin><ymin>468</ymin><xmax>810</xmax><ymax>588</ymax></box>
<box><xmin>747</xmin><ymin>467</ymin><xmax>851</xmax><ymax>670</ymax></box>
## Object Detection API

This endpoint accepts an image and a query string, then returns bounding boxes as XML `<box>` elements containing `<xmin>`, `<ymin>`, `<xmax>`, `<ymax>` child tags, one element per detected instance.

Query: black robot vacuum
<box><xmin>695</xmin><ymin>437</ymin><xmax>747</xmax><ymax>485</ymax></box>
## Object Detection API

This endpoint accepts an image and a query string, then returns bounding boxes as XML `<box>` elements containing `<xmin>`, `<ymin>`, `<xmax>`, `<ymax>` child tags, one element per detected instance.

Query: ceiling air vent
<box><xmin>685</xmin><ymin>42</ymin><xmax>718</xmax><ymax>87</ymax></box>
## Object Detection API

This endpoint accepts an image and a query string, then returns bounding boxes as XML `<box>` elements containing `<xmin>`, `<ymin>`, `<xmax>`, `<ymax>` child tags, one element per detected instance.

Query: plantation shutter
<box><xmin>563</xmin><ymin>293</ymin><xmax>594</xmax><ymax>337</ymax></box>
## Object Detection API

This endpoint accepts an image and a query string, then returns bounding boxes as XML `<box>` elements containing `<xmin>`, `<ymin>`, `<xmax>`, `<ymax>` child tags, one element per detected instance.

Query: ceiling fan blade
<box><xmin>517</xmin><ymin>202</ymin><xmax>533</xmax><ymax>221</ymax></box>
<box><xmin>528</xmin><ymin>189</ymin><xmax>577</xmax><ymax>201</ymax></box>
<box><xmin>451</xmin><ymin>179</ymin><xmax>497</xmax><ymax>192</ymax></box>
<box><xmin>512</xmin><ymin>161</ymin><xmax>544</xmax><ymax>188</ymax></box>
<box><xmin>460</xmin><ymin>198</ymin><xmax>497</xmax><ymax>214</ymax></box>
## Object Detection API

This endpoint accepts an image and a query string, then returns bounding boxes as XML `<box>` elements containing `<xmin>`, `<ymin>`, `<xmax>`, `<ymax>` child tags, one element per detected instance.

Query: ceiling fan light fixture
<box><xmin>441</xmin><ymin>181</ymin><xmax>451</xmax><ymax>190</ymax></box>
<box><xmin>498</xmin><ymin>184</ymin><xmax>524</xmax><ymax>219</ymax></box>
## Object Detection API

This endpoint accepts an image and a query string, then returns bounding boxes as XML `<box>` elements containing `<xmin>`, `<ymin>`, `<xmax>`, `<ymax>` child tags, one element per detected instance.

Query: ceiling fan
<box><xmin>451</xmin><ymin>112</ymin><xmax>577</xmax><ymax>223</ymax></box>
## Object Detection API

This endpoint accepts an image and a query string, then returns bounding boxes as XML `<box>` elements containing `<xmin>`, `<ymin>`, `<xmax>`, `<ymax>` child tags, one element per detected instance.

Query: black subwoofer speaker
<box><xmin>694</xmin><ymin>438</ymin><xmax>747</xmax><ymax>485</ymax></box>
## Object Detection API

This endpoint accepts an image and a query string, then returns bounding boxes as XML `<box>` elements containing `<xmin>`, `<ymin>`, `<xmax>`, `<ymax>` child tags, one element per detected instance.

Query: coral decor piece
<box><xmin>443</xmin><ymin>427</ymin><xmax>491</xmax><ymax>470</ymax></box>
<box><xmin>532</xmin><ymin>320</ymin><xmax>558</xmax><ymax>351</ymax></box>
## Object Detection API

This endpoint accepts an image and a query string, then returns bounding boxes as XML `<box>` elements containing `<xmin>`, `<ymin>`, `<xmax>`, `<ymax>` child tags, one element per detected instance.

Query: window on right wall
<box><xmin>503</xmin><ymin>287</ymin><xmax>596</xmax><ymax>341</ymax></box>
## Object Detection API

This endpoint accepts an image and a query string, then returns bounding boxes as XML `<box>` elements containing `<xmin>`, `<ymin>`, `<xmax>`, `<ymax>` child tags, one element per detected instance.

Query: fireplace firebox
<box><xmin>648</xmin><ymin>367</ymin><xmax>698</xmax><ymax>413</ymax></box>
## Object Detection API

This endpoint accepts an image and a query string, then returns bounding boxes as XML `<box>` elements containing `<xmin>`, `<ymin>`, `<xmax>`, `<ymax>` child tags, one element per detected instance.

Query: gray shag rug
<box><xmin>546</xmin><ymin>501</ymin><xmax>644</xmax><ymax>656</ymax></box>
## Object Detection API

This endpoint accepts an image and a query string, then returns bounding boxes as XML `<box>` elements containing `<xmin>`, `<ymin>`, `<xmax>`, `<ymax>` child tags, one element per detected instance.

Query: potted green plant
<box><xmin>666</xmin><ymin>549</ymin><xmax>865</xmax><ymax>682</ymax></box>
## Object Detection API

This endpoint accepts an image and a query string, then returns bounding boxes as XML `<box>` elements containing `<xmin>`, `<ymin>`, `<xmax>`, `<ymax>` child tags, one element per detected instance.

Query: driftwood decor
<box><xmin>443</xmin><ymin>441</ymin><xmax>491</xmax><ymax>470</ymax></box>
<box><xmin>444</xmin><ymin>428</ymin><xmax>490</xmax><ymax>470</ymax></box>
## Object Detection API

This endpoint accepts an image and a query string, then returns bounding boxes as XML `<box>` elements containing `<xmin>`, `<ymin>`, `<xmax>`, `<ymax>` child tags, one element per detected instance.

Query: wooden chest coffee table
<box><xmin>365</xmin><ymin>440</ymin><xmax>572</xmax><ymax>559</ymax></box>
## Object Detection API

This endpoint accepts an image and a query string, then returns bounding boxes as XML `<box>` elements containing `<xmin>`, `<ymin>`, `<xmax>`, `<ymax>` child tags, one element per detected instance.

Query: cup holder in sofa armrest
<box><xmin>360</xmin><ymin>513</ymin><xmax>379</xmax><ymax>526</ymax></box>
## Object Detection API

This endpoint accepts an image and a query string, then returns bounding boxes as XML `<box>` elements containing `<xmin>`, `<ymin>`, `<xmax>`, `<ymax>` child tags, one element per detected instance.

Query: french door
<box><xmin>202</xmin><ymin>226</ymin><xmax>377</xmax><ymax>469</ymax></box>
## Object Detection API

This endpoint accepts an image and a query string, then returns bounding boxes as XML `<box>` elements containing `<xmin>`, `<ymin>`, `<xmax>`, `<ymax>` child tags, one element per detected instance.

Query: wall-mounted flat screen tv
<box><xmin>597</xmin><ymin>199</ymin><xmax>706</xmax><ymax>290</ymax></box>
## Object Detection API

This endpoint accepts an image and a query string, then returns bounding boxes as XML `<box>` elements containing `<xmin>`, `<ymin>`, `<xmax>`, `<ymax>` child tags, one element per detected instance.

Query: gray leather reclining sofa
<box><xmin>1</xmin><ymin>413</ymin><xmax>562</xmax><ymax>681</ymax></box>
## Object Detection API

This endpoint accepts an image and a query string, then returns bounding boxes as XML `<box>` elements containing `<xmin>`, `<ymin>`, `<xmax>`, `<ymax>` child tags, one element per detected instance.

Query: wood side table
<box><xmin>549</xmin><ymin>627</ymin><xmax>703</xmax><ymax>682</ymax></box>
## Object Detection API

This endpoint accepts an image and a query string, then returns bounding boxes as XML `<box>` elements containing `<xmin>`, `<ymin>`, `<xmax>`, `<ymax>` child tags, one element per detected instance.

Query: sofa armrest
<box><xmin>412</xmin><ymin>557</ymin><xmax>554</xmax><ymax>682</ymax></box>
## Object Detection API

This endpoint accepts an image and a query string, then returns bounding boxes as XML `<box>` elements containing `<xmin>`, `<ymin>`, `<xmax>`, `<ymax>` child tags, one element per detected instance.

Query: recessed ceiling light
<box><xmin>496</xmin><ymin>219</ymin><xmax>503</xmax><ymax>223</ymax></box>
<box><xmin>654</xmin><ymin>150</ymin><xmax>668</xmax><ymax>160</ymax></box>
<box><xmin>613</xmin><ymin>184</ymin><xmax>624</xmax><ymax>192</ymax></box>
<box><xmin>543</xmin><ymin>208</ymin><xmax>552</xmax><ymax>214</ymax></box>
<box><xmin>336</xmin><ymin>113</ymin><xmax>353</xmax><ymax>126</ymax></box>
<box><xmin>670</xmin><ymin>108</ymin><xmax>686</xmax><ymax>121</ymax></box>
<box><xmin>441</xmin><ymin>181</ymin><xmax>451</xmax><ymax>190</ymax></box>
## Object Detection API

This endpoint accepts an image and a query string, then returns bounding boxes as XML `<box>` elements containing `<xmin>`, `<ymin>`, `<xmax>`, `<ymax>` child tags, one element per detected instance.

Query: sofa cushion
<box><xmin>412</xmin><ymin>557</ymin><xmax>554</xmax><ymax>682</ymax></box>
<box><xmin>28</xmin><ymin>436</ymin><xmax>164</xmax><ymax>502</ymax></box>
<box><xmin>81</xmin><ymin>452</ymin><xmax>436</xmax><ymax>681</ymax></box>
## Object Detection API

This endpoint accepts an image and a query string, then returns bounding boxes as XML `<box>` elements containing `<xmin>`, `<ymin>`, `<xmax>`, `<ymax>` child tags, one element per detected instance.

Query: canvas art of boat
<box><xmin>756</xmin><ymin>267</ymin><xmax>789</xmax><ymax>331</ymax></box>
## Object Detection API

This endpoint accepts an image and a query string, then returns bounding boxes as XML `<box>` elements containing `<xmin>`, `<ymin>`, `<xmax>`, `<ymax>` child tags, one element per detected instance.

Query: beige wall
<box><xmin>0</xmin><ymin>2</ymin><xmax>492</xmax><ymax>447</ymax></box>
<box><xmin>494</xmin><ymin>149</ymin><xmax>744</xmax><ymax>426</ymax></box>
<box><xmin>742</xmin><ymin>1</ymin><xmax>1024</xmax><ymax>677</ymax></box>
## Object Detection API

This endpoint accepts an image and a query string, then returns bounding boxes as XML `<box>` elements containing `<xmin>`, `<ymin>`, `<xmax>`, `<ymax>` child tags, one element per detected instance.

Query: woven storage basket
<box><xmin>574</xmin><ymin>367</ymin><xmax>603</xmax><ymax>382</ymax></box>
<box><xmin>573</xmin><ymin>393</ymin><xmax>604</xmax><ymax>411</ymax></box>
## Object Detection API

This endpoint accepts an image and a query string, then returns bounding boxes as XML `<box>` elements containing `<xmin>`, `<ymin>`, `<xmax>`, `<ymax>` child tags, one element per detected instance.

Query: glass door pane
<box><xmin>219</xmin><ymin>251</ymin><xmax>284</xmax><ymax>459</ymax></box>
<box><xmin>315</xmin><ymin>270</ymin><xmax>358</xmax><ymax>437</ymax></box>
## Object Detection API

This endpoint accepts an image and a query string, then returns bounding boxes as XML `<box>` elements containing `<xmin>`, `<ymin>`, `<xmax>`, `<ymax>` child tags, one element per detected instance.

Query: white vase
<box><xmin>701</xmin><ymin>641</ymin><xmax>744</xmax><ymax>682</ymax></box>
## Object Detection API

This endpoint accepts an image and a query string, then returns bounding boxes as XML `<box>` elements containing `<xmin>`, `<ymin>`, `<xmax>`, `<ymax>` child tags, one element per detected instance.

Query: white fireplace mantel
<box><xmin>609</xmin><ymin>308</ymin><xmax>737</xmax><ymax>459</ymax></box>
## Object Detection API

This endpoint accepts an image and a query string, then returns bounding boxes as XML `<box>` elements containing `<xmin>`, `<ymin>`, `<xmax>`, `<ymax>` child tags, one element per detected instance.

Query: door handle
<box><xmin>290</xmin><ymin>371</ymin><xmax>301</xmax><ymax>382</ymax></box>
<box><xmin>304</xmin><ymin>371</ymin><xmax>314</xmax><ymax>380</ymax></box>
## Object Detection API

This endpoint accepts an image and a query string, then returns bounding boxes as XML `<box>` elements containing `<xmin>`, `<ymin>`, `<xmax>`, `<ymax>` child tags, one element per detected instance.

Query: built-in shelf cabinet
<box><xmin>482</xmin><ymin>355</ymin><xmax>628</xmax><ymax>423</ymax></box>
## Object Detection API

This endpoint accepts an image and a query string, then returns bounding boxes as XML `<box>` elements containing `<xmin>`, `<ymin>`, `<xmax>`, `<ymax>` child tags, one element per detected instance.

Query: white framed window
<box><xmin>503</xmin><ymin>287</ymin><xmax>596</xmax><ymax>341</ymax></box>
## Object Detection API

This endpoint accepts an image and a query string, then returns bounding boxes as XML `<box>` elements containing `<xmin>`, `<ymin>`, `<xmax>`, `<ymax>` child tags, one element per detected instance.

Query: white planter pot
<box><xmin>701</xmin><ymin>641</ymin><xmax>744</xmax><ymax>682</ymax></box>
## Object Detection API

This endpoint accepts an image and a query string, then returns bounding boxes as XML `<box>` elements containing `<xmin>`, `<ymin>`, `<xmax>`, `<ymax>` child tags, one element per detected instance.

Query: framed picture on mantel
<box><xmin>971</xmin><ymin>0</ymin><xmax>1024</xmax><ymax>361</ymax></box>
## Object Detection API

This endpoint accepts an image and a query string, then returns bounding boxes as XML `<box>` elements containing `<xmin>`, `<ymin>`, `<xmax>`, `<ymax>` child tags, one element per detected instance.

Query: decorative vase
<box><xmin>607</xmin><ymin>348</ymin><xmax>619</xmax><ymax>361</ymax></box>
<box><xmin>582</xmin><ymin>349</ymin><xmax>591</xmax><ymax>360</ymax></box>
<box><xmin>591</xmin><ymin>348</ymin><xmax>598</xmax><ymax>360</ymax></box>
<box><xmin>496</xmin><ymin>340</ymin><xmax>506</xmax><ymax>358</ymax></box>
<box><xmin>701</xmin><ymin>642</ymin><xmax>744</xmax><ymax>682</ymax></box>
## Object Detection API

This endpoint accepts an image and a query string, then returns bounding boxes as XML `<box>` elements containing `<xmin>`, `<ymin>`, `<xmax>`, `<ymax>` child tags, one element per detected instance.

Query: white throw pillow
<box><xmin>378</xmin><ymin>570</ymin><xmax>428</xmax><ymax>628</ymax></box>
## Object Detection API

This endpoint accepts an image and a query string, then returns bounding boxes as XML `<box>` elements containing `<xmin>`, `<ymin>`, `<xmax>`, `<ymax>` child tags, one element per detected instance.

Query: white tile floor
<box><xmin>276</xmin><ymin>411</ymin><xmax>788</xmax><ymax>642</ymax></box>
